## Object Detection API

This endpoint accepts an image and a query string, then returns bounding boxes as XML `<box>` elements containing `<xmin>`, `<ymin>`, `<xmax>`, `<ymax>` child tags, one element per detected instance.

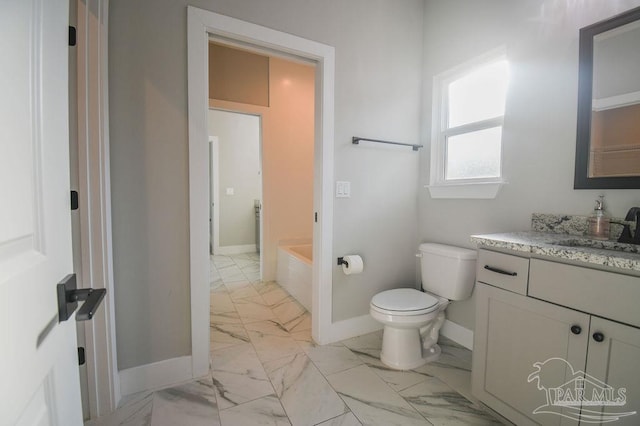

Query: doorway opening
<box><xmin>208</xmin><ymin>40</ymin><xmax>316</xmax><ymax>272</ymax></box>
<box><xmin>208</xmin><ymin>109</ymin><xmax>263</xmax><ymax>259</ymax></box>
<box><xmin>188</xmin><ymin>7</ymin><xmax>336</xmax><ymax>377</ymax></box>
<box><xmin>208</xmin><ymin>109</ymin><xmax>264</xmax><ymax>291</ymax></box>
<box><xmin>207</xmin><ymin>41</ymin><xmax>316</xmax><ymax>341</ymax></box>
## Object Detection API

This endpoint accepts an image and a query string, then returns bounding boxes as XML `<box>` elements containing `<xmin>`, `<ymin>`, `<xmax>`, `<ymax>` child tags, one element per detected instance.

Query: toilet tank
<box><xmin>419</xmin><ymin>243</ymin><xmax>477</xmax><ymax>300</ymax></box>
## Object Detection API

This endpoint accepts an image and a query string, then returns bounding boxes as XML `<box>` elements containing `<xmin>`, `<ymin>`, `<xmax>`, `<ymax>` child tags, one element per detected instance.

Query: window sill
<box><xmin>426</xmin><ymin>181</ymin><xmax>505</xmax><ymax>199</ymax></box>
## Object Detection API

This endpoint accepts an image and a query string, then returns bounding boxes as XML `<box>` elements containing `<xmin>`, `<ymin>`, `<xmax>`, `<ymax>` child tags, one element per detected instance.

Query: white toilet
<box><xmin>369</xmin><ymin>243</ymin><xmax>477</xmax><ymax>370</ymax></box>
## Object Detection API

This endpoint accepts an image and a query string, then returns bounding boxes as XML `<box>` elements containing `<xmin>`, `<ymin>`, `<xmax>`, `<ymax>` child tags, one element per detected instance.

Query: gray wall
<box><xmin>109</xmin><ymin>0</ymin><xmax>640</xmax><ymax>369</ymax></box>
<box><xmin>419</xmin><ymin>0</ymin><xmax>640</xmax><ymax>330</ymax></box>
<box><xmin>109</xmin><ymin>0</ymin><xmax>423</xmax><ymax>369</ymax></box>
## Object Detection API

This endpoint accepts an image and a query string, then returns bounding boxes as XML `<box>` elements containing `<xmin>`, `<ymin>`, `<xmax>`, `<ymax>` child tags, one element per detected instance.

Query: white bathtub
<box><xmin>276</xmin><ymin>243</ymin><xmax>312</xmax><ymax>312</ymax></box>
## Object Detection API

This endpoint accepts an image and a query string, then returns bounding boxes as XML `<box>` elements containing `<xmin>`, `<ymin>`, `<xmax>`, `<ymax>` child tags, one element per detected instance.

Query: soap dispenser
<box><xmin>588</xmin><ymin>195</ymin><xmax>610</xmax><ymax>240</ymax></box>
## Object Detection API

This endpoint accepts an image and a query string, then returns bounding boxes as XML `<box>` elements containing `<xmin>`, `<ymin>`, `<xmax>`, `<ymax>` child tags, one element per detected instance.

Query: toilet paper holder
<box><xmin>337</xmin><ymin>257</ymin><xmax>349</xmax><ymax>267</ymax></box>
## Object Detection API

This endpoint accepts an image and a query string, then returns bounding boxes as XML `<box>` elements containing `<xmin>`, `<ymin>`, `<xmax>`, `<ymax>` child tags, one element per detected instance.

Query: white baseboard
<box><xmin>119</xmin><ymin>356</ymin><xmax>193</xmax><ymax>396</ymax></box>
<box><xmin>326</xmin><ymin>314</ymin><xmax>382</xmax><ymax>344</ymax></box>
<box><xmin>216</xmin><ymin>244</ymin><xmax>257</xmax><ymax>255</ymax></box>
<box><xmin>441</xmin><ymin>319</ymin><xmax>474</xmax><ymax>350</ymax></box>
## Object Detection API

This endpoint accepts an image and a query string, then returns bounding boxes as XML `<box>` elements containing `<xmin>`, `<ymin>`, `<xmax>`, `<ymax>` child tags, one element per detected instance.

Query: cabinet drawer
<box><xmin>529</xmin><ymin>259</ymin><xmax>640</xmax><ymax>328</ymax></box>
<box><xmin>476</xmin><ymin>249</ymin><xmax>530</xmax><ymax>295</ymax></box>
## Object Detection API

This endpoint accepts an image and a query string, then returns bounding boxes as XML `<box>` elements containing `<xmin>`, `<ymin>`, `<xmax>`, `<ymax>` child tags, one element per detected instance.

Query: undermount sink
<box><xmin>549</xmin><ymin>238</ymin><xmax>639</xmax><ymax>254</ymax></box>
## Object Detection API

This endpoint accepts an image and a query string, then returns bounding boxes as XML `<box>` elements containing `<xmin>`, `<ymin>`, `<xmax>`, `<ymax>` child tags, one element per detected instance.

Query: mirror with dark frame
<box><xmin>574</xmin><ymin>6</ymin><xmax>640</xmax><ymax>189</ymax></box>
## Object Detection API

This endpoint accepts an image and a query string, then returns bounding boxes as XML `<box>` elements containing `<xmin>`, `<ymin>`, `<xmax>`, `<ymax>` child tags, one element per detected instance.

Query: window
<box><xmin>428</xmin><ymin>50</ymin><xmax>509</xmax><ymax>199</ymax></box>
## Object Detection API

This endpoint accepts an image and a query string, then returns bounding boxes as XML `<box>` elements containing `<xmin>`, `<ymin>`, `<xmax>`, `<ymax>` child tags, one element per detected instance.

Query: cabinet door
<box><xmin>584</xmin><ymin>317</ymin><xmax>640</xmax><ymax>425</ymax></box>
<box><xmin>473</xmin><ymin>283</ymin><xmax>589</xmax><ymax>426</ymax></box>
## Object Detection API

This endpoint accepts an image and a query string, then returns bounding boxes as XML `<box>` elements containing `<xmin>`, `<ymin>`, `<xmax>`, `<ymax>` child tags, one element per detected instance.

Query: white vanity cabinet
<box><xmin>473</xmin><ymin>249</ymin><xmax>640</xmax><ymax>426</ymax></box>
<box><xmin>581</xmin><ymin>316</ymin><xmax>640</xmax><ymax>426</ymax></box>
<box><xmin>473</xmin><ymin>282</ymin><xmax>587</xmax><ymax>425</ymax></box>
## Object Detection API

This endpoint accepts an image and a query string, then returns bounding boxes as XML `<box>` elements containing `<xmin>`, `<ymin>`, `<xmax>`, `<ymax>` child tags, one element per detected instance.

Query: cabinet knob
<box><xmin>570</xmin><ymin>325</ymin><xmax>582</xmax><ymax>335</ymax></box>
<box><xmin>592</xmin><ymin>332</ymin><xmax>605</xmax><ymax>342</ymax></box>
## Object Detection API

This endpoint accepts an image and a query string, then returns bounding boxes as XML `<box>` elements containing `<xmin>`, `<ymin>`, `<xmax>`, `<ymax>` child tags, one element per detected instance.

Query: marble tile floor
<box><xmin>87</xmin><ymin>253</ymin><xmax>505</xmax><ymax>426</ymax></box>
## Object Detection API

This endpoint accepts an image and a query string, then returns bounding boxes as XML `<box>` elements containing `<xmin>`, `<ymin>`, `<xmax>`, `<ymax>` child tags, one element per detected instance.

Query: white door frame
<box><xmin>209</xmin><ymin>135</ymin><xmax>220</xmax><ymax>254</ymax></box>
<box><xmin>187</xmin><ymin>7</ymin><xmax>336</xmax><ymax>377</ymax></box>
<box><xmin>75</xmin><ymin>0</ymin><xmax>120</xmax><ymax>417</ymax></box>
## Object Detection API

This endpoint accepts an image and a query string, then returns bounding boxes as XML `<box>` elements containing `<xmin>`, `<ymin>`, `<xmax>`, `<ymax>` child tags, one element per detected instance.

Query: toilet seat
<box><xmin>370</xmin><ymin>288</ymin><xmax>440</xmax><ymax>316</ymax></box>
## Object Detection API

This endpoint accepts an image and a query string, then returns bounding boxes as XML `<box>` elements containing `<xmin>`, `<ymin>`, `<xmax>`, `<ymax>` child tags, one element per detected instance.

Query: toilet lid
<box><xmin>371</xmin><ymin>288</ymin><xmax>439</xmax><ymax>312</ymax></box>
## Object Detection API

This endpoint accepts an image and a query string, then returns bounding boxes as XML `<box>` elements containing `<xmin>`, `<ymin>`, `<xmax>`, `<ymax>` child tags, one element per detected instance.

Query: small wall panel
<box><xmin>209</xmin><ymin>42</ymin><xmax>269</xmax><ymax>106</ymax></box>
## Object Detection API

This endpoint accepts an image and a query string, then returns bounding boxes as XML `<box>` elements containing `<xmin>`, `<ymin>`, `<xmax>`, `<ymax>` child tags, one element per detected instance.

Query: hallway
<box><xmin>87</xmin><ymin>253</ymin><xmax>502</xmax><ymax>425</ymax></box>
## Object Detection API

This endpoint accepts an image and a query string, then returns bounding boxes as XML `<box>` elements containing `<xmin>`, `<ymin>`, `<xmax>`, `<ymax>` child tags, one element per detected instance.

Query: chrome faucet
<box><xmin>617</xmin><ymin>207</ymin><xmax>640</xmax><ymax>245</ymax></box>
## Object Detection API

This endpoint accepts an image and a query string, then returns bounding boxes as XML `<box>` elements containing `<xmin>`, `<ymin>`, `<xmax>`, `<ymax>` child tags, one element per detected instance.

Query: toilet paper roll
<box><xmin>342</xmin><ymin>255</ymin><xmax>364</xmax><ymax>275</ymax></box>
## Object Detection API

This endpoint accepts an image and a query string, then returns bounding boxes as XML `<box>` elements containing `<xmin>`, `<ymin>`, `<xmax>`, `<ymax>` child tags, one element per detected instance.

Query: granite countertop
<box><xmin>471</xmin><ymin>231</ymin><xmax>640</xmax><ymax>273</ymax></box>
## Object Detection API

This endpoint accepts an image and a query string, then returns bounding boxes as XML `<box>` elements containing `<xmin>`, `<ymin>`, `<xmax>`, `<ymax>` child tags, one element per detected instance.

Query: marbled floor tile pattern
<box><xmin>85</xmin><ymin>391</ymin><xmax>153</xmax><ymax>426</ymax></box>
<box><xmin>264</xmin><ymin>352</ymin><xmax>348</xmax><ymax>425</ymax></box>
<box><xmin>210</xmin><ymin>343</ymin><xmax>274</xmax><ymax>410</ymax></box>
<box><xmin>150</xmin><ymin>380</ymin><xmax>220</xmax><ymax>426</ymax></box>
<box><xmin>400</xmin><ymin>378</ymin><xmax>503</xmax><ymax>426</ymax></box>
<box><xmin>86</xmin><ymin>252</ymin><xmax>505</xmax><ymax>426</ymax></box>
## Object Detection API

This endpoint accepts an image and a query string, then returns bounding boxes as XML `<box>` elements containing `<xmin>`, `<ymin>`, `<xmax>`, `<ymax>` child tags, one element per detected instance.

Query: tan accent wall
<box><xmin>209</xmin><ymin>42</ymin><xmax>269</xmax><ymax>106</ymax></box>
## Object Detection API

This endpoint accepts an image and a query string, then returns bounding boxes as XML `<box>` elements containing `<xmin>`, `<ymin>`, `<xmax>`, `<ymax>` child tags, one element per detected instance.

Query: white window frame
<box><xmin>427</xmin><ymin>48</ymin><xmax>508</xmax><ymax>199</ymax></box>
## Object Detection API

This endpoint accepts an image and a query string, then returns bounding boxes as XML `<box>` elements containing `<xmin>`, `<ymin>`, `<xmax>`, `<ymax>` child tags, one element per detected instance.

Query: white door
<box><xmin>0</xmin><ymin>0</ymin><xmax>83</xmax><ymax>425</ymax></box>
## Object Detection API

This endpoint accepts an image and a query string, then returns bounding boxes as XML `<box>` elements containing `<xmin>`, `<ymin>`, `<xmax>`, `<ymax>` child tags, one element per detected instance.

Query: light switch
<box><xmin>226</xmin><ymin>187</ymin><xmax>235</xmax><ymax>195</ymax></box>
<box><xmin>336</xmin><ymin>181</ymin><xmax>350</xmax><ymax>198</ymax></box>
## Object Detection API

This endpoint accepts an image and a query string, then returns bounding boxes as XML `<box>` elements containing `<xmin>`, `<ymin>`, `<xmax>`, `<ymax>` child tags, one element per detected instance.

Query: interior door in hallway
<box><xmin>0</xmin><ymin>0</ymin><xmax>83</xmax><ymax>424</ymax></box>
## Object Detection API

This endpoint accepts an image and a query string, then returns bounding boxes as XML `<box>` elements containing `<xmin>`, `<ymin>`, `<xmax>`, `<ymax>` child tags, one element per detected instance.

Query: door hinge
<box><xmin>71</xmin><ymin>190</ymin><xmax>79</xmax><ymax>210</ymax></box>
<box><xmin>315</xmin><ymin>212</ymin><xmax>318</xmax><ymax>223</ymax></box>
<box><xmin>78</xmin><ymin>347</ymin><xmax>86</xmax><ymax>365</ymax></box>
<box><xmin>69</xmin><ymin>26</ymin><xmax>77</xmax><ymax>47</ymax></box>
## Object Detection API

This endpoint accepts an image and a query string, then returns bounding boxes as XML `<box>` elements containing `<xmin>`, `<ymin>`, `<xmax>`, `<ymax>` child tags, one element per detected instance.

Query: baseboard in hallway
<box><xmin>118</xmin><ymin>356</ymin><xmax>193</xmax><ymax>397</ymax></box>
<box><xmin>215</xmin><ymin>245</ymin><xmax>257</xmax><ymax>256</ymax></box>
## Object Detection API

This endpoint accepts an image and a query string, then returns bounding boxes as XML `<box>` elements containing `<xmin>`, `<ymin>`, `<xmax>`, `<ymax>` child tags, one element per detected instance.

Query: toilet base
<box><xmin>379</xmin><ymin>326</ymin><xmax>443</xmax><ymax>370</ymax></box>
<box><xmin>422</xmin><ymin>343</ymin><xmax>442</xmax><ymax>364</ymax></box>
